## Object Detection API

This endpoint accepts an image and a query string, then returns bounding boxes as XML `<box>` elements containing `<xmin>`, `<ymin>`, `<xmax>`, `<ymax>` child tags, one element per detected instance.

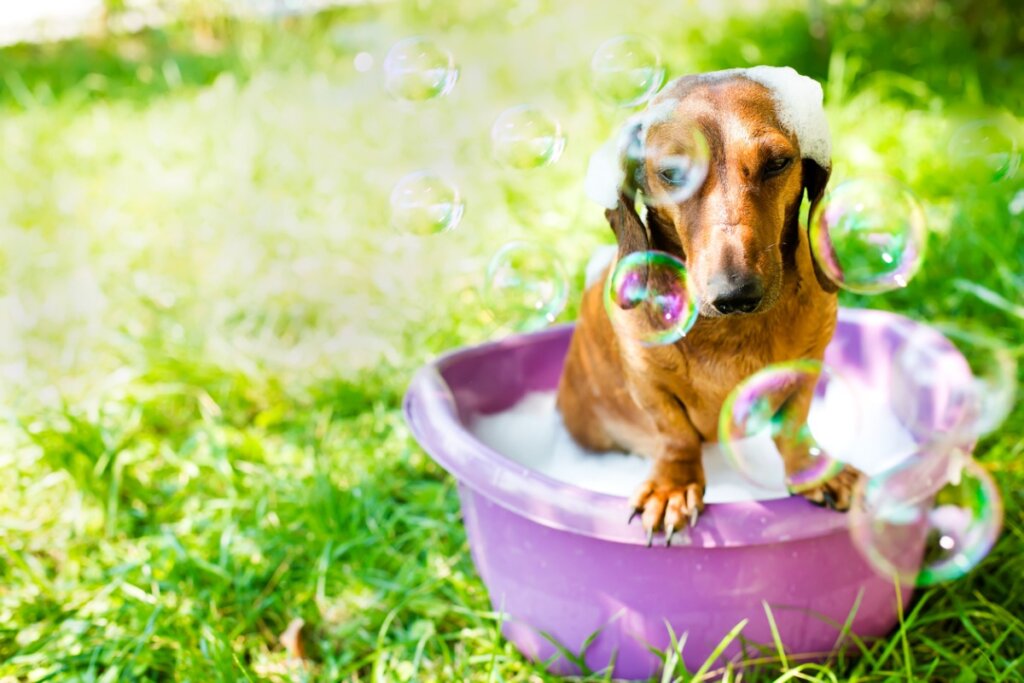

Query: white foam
<box><xmin>470</xmin><ymin>379</ymin><xmax>916</xmax><ymax>503</ymax></box>
<box><xmin>583</xmin><ymin>138</ymin><xmax>623</xmax><ymax>210</ymax></box>
<box><xmin>691</xmin><ymin>66</ymin><xmax>832</xmax><ymax>169</ymax></box>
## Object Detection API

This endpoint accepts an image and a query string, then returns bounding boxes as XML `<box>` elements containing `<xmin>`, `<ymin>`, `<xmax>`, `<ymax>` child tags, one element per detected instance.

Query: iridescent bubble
<box><xmin>891</xmin><ymin>325</ymin><xmax>1017</xmax><ymax>443</ymax></box>
<box><xmin>809</xmin><ymin>177</ymin><xmax>927</xmax><ymax>294</ymax></box>
<box><xmin>849</xmin><ymin>452</ymin><xmax>1003</xmax><ymax>586</ymax></box>
<box><xmin>591</xmin><ymin>35</ymin><xmax>665</xmax><ymax>107</ymax></box>
<box><xmin>383</xmin><ymin>37</ymin><xmax>458</xmax><ymax>102</ymax></box>
<box><xmin>948</xmin><ymin>118</ymin><xmax>1021</xmax><ymax>182</ymax></box>
<box><xmin>719</xmin><ymin>360</ymin><xmax>860</xmax><ymax>493</ymax></box>
<box><xmin>484</xmin><ymin>241</ymin><xmax>569</xmax><ymax>332</ymax></box>
<box><xmin>389</xmin><ymin>171</ymin><xmax>464</xmax><ymax>236</ymax></box>
<box><xmin>491</xmin><ymin>105</ymin><xmax>566</xmax><ymax>170</ymax></box>
<box><xmin>603</xmin><ymin>250</ymin><xmax>698</xmax><ymax>346</ymax></box>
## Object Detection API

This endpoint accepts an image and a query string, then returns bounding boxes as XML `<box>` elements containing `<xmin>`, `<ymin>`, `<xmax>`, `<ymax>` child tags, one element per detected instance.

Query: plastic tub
<box><xmin>402</xmin><ymin>308</ymin><xmax>971</xmax><ymax>679</ymax></box>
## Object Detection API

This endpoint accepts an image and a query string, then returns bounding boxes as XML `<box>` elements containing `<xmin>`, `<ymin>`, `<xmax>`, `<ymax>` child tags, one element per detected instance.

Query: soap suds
<box><xmin>471</xmin><ymin>379</ymin><xmax>915</xmax><ymax>503</ymax></box>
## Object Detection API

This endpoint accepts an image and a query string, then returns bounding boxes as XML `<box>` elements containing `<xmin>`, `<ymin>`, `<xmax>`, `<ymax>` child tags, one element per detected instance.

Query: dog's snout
<box><xmin>708</xmin><ymin>276</ymin><xmax>764</xmax><ymax>315</ymax></box>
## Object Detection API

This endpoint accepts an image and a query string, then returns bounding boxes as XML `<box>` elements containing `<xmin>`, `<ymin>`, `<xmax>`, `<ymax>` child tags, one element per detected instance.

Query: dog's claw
<box><xmin>665</xmin><ymin>524</ymin><xmax>676</xmax><ymax>547</ymax></box>
<box><xmin>688</xmin><ymin>507</ymin><xmax>699</xmax><ymax>528</ymax></box>
<box><xmin>646</xmin><ymin>527</ymin><xmax>655</xmax><ymax>548</ymax></box>
<box><xmin>822</xmin><ymin>489</ymin><xmax>837</xmax><ymax>510</ymax></box>
<box><xmin>628</xmin><ymin>508</ymin><xmax>642</xmax><ymax>525</ymax></box>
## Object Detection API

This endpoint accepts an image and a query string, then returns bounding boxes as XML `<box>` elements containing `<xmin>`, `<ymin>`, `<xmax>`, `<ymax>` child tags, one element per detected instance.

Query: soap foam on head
<box><xmin>690</xmin><ymin>66</ymin><xmax>832</xmax><ymax>170</ymax></box>
<box><xmin>583</xmin><ymin>65</ymin><xmax>831</xmax><ymax>209</ymax></box>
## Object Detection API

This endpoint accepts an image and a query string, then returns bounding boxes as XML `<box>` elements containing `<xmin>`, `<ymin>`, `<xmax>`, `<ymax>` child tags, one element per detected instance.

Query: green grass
<box><xmin>0</xmin><ymin>0</ymin><xmax>1022</xmax><ymax>680</ymax></box>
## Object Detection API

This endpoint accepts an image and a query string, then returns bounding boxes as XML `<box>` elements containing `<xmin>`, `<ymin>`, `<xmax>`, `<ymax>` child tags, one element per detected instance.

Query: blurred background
<box><xmin>1</xmin><ymin>0</ymin><xmax>1022</xmax><ymax>680</ymax></box>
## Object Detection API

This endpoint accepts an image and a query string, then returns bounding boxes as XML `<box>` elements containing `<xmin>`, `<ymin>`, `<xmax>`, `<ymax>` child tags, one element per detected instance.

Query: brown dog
<box><xmin>557</xmin><ymin>71</ymin><xmax>860</xmax><ymax>542</ymax></box>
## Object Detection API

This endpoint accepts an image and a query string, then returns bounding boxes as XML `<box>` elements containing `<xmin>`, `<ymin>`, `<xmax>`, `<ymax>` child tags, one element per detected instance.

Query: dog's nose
<box><xmin>710</xmin><ymin>278</ymin><xmax>764</xmax><ymax>315</ymax></box>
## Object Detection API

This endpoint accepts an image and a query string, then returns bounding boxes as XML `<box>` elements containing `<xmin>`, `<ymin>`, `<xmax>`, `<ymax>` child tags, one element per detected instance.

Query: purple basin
<box><xmin>403</xmin><ymin>308</ymin><xmax>972</xmax><ymax>679</ymax></box>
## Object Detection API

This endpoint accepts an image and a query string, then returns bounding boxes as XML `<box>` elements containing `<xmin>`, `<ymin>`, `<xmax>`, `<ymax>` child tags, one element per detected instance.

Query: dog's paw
<box><xmin>628</xmin><ymin>472</ymin><xmax>705</xmax><ymax>547</ymax></box>
<box><xmin>793</xmin><ymin>464</ymin><xmax>862</xmax><ymax>511</ymax></box>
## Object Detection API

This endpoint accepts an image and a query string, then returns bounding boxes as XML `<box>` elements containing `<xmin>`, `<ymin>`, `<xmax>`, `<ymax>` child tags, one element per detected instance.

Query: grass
<box><xmin>0</xmin><ymin>0</ymin><xmax>1022</xmax><ymax>680</ymax></box>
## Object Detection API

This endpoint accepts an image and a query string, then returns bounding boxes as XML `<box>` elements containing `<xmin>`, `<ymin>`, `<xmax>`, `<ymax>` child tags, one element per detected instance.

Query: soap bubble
<box><xmin>809</xmin><ymin>178</ymin><xmax>927</xmax><ymax>294</ymax></box>
<box><xmin>484</xmin><ymin>241</ymin><xmax>569</xmax><ymax>331</ymax></box>
<box><xmin>389</xmin><ymin>171</ymin><xmax>464</xmax><ymax>236</ymax></box>
<box><xmin>383</xmin><ymin>37</ymin><xmax>458</xmax><ymax>101</ymax></box>
<box><xmin>603</xmin><ymin>251</ymin><xmax>698</xmax><ymax>346</ymax></box>
<box><xmin>719</xmin><ymin>360</ymin><xmax>860</xmax><ymax>493</ymax></box>
<box><xmin>948</xmin><ymin>118</ymin><xmax>1020</xmax><ymax>182</ymax></box>
<box><xmin>891</xmin><ymin>325</ymin><xmax>1017</xmax><ymax>443</ymax></box>
<box><xmin>591</xmin><ymin>35</ymin><xmax>666</xmax><ymax>108</ymax></box>
<box><xmin>640</xmin><ymin>129</ymin><xmax>711</xmax><ymax>207</ymax></box>
<box><xmin>849</xmin><ymin>452</ymin><xmax>1003</xmax><ymax>586</ymax></box>
<box><xmin>491</xmin><ymin>105</ymin><xmax>566</xmax><ymax>170</ymax></box>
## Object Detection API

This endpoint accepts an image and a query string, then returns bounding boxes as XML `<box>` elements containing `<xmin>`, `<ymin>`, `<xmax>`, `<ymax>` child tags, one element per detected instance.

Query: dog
<box><xmin>557</xmin><ymin>68</ymin><xmax>860</xmax><ymax>544</ymax></box>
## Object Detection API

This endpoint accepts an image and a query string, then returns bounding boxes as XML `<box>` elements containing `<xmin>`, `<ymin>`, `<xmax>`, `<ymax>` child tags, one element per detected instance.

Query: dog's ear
<box><xmin>605</xmin><ymin>191</ymin><xmax>650</xmax><ymax>260</ymax></box>
<box><xmin>802</xmin><ymin>158</ymin><xmax>839</xmax><ymax>293</ymax></box>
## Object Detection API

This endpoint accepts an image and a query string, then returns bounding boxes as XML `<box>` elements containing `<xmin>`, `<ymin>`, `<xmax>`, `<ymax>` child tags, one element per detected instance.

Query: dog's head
<box><xmin>597</xmin><ymin>67</ymin><xmax>838</xmax><ymax>318</ymax></box>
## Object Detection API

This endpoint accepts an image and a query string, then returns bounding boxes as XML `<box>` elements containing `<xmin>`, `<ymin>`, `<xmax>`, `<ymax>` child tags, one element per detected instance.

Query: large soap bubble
<box><xmin>383</xmin><ymin>37</ymin><xmax>458</xmax><ymax>102</ymax></box>
<box><xmin>390</xmin><ymin>171</ymin><xmax>464</xmax><ymax>236</ymax></box>
<box><xmin>719</xmin><ymin>360</ymin><xmax>860</xmax><ymax>493</ymax></box>
<box><xmin>484</xmin><ymin>241</ymin><xmax>569</xmax><ymax>331</ymax></box>
<box><xmin>849</xmin><ymin>452</ymin><xmax>1003</xmax><ymax>586</ymax></box>
<box><xmin>809</xmin><ymin>178</ymin><xmax>927</xmax><ymax>295</ymax></box>
<box><xmin>603</xmin><ymin>250</ymin><xmax>698</xmax><ymax>346</ymax></box>
<box><xmin>591</xmin><ymin>35</ymin><xmax>665</xmax><ymax>108</ymax></box>
<box><xmin>491</xmin><ymin>105</ymin><xmax>566</xmax><ymax>170</ymax></box>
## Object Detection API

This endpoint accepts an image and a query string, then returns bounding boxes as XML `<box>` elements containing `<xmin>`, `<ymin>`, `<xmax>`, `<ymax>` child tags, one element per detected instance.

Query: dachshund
<box><xmin>557</xmin><ymin>69</ymin><xmax>860</xmax><ymax>544</ymax></box>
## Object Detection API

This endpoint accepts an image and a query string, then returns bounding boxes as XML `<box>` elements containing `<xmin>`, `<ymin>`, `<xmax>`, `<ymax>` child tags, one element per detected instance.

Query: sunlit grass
<box><xmin>0</xmin><ymin>0</ymin><xmax>1022</xmax><ymax>680</ymax></box>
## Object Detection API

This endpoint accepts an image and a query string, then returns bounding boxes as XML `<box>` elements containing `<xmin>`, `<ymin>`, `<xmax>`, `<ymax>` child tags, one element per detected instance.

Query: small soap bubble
<box><xmin>849</xmin><ymin>452</ymin><xmax>1003</xmax><ymax>586</ymax></box>
<box><xmin>389</xmin><ymin>171</ymin><xmax>464</xmax><ymax>236</ymax></box>
<box><xmin>591</xmin><ymin>35</ymin><xmax>665</xmax><ymax>107</ymax></box>
<box><xmin>383</xmin><ymin>37</ymin><xmax>458</xmax><ymax>102</ymax></box>
<box><xmin>809</xmin><ymin>177</ymin><xmax>927</xmax><ymax>294</ymax></box>
<box><xmin>891</xmin><ymin>325</ymin><xmax>1017</xmax><ymax>443</ymax></box>
<box><xmin>491</xmin><ymin>105</ymin><xmax>566</xmax><ymax>170</ymax></box>
<box><xmin>484</xmin><ymin>241</ymin><xmax>569</xmax><ymax>332</ymax></box>
<box><xmin>948</xmin><ymin>118</ymin><xmax>1021</xmax><ymax>182</ymax></box>
<box><xmin>719</xmin><ymin>360</ymin><xmax>859</xmax><ymax>493</ymax></box>
<box><xmin>603</xmin><ymin>250</ymin><xmax>698</xmax><ymax>346</ymax></box>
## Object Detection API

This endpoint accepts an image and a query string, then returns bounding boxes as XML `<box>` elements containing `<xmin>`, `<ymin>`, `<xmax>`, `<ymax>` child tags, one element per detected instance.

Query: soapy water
<box><xmin>603</xmin><ymin>251</ymin><xmax>698</xmax><ymax>346</ymax></box>
<box><xmin>849</xmin><ymin>450</ymin><xmax>1003</xmax><ymax>586</ymax></box>
<box><xmin>383</xmin><ymin>37</ymin><xmax>458</xmax><ymax>102</ymax></box>
<box><xmin>491</xmin><ymin>105</ymin><xmax>566</xmax><ymax>170</ymax></box>
<box><xmin>389</xmin><ymin>171</ymin><xmax>464</xmax><ymax>236</ymax></box>
<box><xmin>719</xmin><ymin>360</ymin><xmax>858</xmax><ymax>494</ymax></box>
<box><xmin>471</xmin><ymin>379</ymin><xmax>916</xmax><ymax>504</ymax></box>
<box><xmin>590</xmin><ymin>35</ymin><xmax>665</xmax><ymax>108</ymax></box>
<box><xmin>809</xmin><ymin>177</ymin><xmax>927</xmax><ymax>295</ymax></box>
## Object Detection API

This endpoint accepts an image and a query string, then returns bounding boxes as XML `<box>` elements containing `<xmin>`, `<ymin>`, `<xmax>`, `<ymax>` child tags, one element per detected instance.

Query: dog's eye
<box><xmin>764</xmin><ymin>157</ymin><xmax>793</xmax><ymax>177</ymax></box>
<box><xmin>657</xmin><ymin>166</ymin><xmax>689</xmax><ymax>187</ymax></box>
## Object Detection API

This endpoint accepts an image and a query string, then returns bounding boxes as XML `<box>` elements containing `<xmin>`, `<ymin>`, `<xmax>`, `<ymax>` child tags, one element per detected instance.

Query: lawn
<box><xmin>0</xmin><ymin>0</ymin><xmax>1022</xmax><ymax>680</ymax></box>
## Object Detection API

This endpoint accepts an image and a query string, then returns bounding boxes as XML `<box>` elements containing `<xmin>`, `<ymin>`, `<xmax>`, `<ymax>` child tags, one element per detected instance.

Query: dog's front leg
<box><xmin>627</xmin><ymin>390</ymin><xmax>705</xmax><ymax>546</ymax></box>
<box><xmin>772</xmin><ymin>382</ymin><xmax>861</xmax><ymax>510</ymax></box>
